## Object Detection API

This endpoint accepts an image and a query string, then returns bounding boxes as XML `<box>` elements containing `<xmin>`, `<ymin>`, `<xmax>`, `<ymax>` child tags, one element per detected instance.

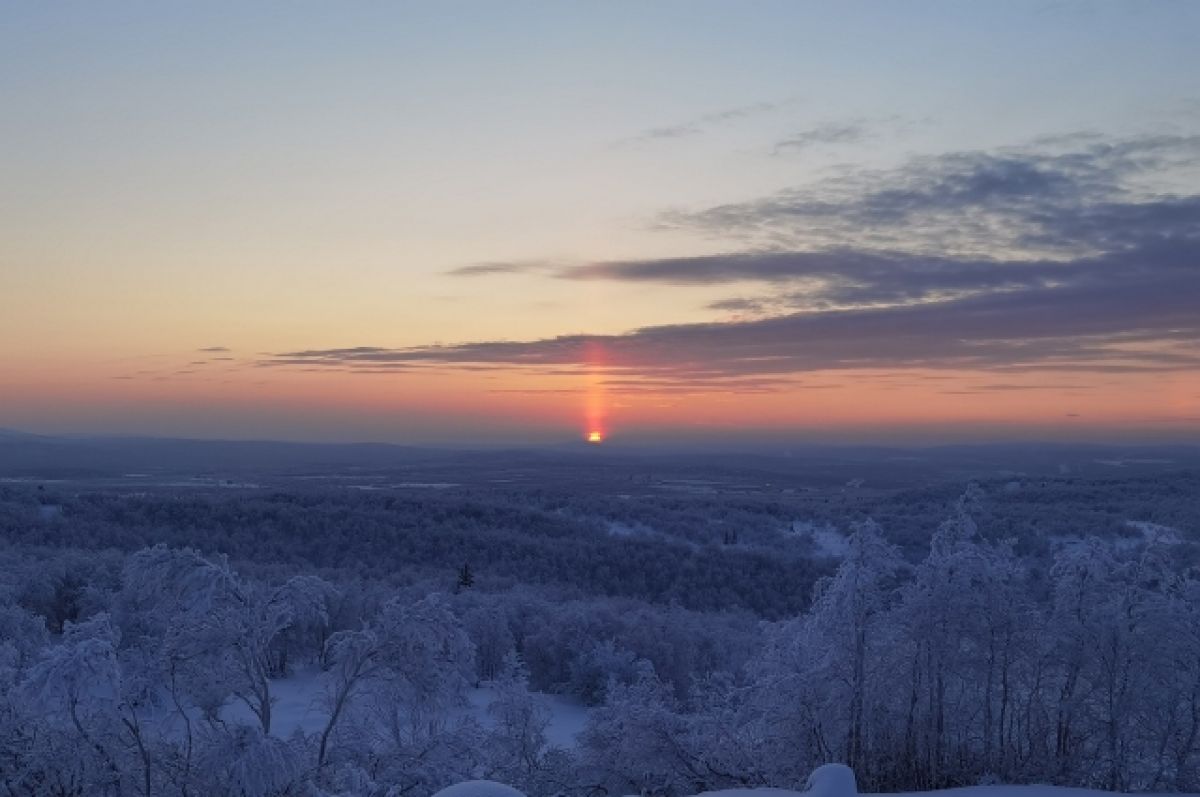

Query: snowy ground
<box><xmin>219</xmin><ymin>670</ymin><xmax>591</xmax><ymax>747</ymax></box>
<box><xmin>438</xmin><ymin>768</ymin><xmax>1200</xmax><ymax>797</ymax></box>
<box><xmin>791</xmin><ymin>520</ymin><xmax>848</xmax><ymax>557</ymax></box>
<box><xmin>698</xmin><ymin>786</ymin><xmax>1198</xmax><ymax>797</ymax></box>
<box><xmin>891</xmin><ymin>790</ymin><xmax>1200</xmax><ymax>797</ymax></box>
<box><xmin>692</xmin><ymin>766</ymin><xmax>1200</xmax><ymax>797</ymax></box>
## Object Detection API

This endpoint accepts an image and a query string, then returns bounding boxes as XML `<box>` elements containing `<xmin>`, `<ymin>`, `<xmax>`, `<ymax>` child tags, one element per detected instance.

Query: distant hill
<box><xmin>0</xmin><ymin>430</ymin><xmax>448</xmax><ymax>478</ymax></box>
<box><xmin>0</xmin><ymin>428</ymin><xmax>1197</xmax><ymax>483</ymax></box>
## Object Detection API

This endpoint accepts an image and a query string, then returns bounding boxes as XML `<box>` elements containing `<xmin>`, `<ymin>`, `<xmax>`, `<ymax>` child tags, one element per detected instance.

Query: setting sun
<box><xmin>587</xmin><ymin>431</ymin><xmax>603</xmax><ymax>444</ymax></box>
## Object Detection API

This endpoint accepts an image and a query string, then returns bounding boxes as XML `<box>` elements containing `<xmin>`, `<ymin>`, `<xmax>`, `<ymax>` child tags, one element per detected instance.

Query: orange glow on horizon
<box><xmin>3</xmin><ymin>350</ymin><xmax>1197</xmax><ymax>444</ymax></box>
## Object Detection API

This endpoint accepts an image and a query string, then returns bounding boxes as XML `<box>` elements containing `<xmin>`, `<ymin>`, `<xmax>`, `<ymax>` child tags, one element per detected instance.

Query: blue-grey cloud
<box><xmin>461</xmin><ymin>134</ymin><xmax>1200</xmax><ymax>289</ymax></box>
<box><xmin>661</xmin><ymin>134</ymin><xmax>1200</xmax><ymax>255</ymax></box>
<box><xmin>489</xmin><ymin>374</ymin><xmax>823</xmax><ymax>396</ymax></box>
<box><xmin>265</xmin><ymin>134</ymin><xmax>1200</xmax><ymax>386</ymax></box>
<box><xmin>623</xmin><ymin>101</ymin><xmax>782</xmax><ymax>144</ymax></box>
<box><xmin>773</xmin><ymin>122</ymin><xmax>868</xmax><ymax>154</ymax></box>
<box><xmin>446</xmin><ymin>261</ymin><xmax>552</xmax><ymax>277</ymax></box>
<box><xmin>706</xmin><ymin>296</ymin><xmax>773</xmax><ymax>314</ymax></box>
<box><xmin>259</xmin><ymin>249</ymin><xmax>1200</xmax><ymax>381</ymax></box>
<box><xmin>561</xmin><ymin>235</ymin><xmax>1200</xmax><ymax>310</ymax></box>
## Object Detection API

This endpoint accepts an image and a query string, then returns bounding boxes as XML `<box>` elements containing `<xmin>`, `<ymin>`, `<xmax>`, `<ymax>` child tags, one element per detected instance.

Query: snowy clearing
<box><xmin>219</xmin><ymin>671</ymin><xmax>591</xmax><ymax>748</ymax></box>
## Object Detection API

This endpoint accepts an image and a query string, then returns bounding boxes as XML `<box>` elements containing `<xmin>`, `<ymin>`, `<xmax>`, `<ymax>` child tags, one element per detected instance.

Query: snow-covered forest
<box><xmin>1</xmin><ymin>446</ymin><xmax>1199</xmax><ymax>796</ymax></box>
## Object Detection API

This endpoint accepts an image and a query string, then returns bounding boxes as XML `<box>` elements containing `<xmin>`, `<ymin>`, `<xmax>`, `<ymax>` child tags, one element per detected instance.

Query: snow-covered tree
<box><xmin>485</xmin><ymin>653</ymin><xmax>552</xmax><ymax>791</ymax></box>
<box><xmin>580</xmin><ymin>663</ymin><xmax>692</xmax><ymax>797</ymax></box>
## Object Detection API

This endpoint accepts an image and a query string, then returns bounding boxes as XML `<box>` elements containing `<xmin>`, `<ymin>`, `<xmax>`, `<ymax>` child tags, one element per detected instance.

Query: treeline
<box><xmin>0</xmin><ymin>485</ymin><xmax>826</xmax><ymax>618</ymax></box>
<box><xmin>862</xmin><ymin>472</ymin><xmax>1200</xmax><ymax>558</ymax></box>
<box><xmin>3</xmin><ymin>471</ymin><xmax>1196</xmax><ymax>621</ymax></box>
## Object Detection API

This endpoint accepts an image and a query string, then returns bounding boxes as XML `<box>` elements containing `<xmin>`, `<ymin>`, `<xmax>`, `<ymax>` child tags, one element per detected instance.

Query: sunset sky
<box><xmin>3</xmin><ymin>1</ymin><xmax>1199</xmax><ymax>445</ymax></box>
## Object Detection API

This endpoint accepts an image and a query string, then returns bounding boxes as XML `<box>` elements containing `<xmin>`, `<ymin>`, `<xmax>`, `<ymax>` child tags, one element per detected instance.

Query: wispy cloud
<box><xmin>620</xmin><ymin>100</ymin><xmax>785</xmax><ymax>145</ymax></box>
<box><xmin>446</xmin><ymin>261</ymin><xmax>553</xmax><ymax>278</ymax></box>
<box><xmin>772</xmin><ymin>121</ymin><xmax>868</xmax><ymax>154</ymax></box>
<box><xmin>198</xmin><ymin>346</ymin><xmax>230</xmax><ymax>353</ymax></box>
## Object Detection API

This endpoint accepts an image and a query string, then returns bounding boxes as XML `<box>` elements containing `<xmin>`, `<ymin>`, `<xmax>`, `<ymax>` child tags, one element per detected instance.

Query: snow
<box><xmin>220</xmin><ymin>670</ymin><xmax>329</xmax><ymax>735</ymax></box>
<box><xmin>695</xmin><ymin>785</ymin><xmax>1194</xmax><ymax>797</ymax></box>
<box><xmin>1094</xmin><ymin>457</ymin><xmax>1175</xmax><ymax>468</ymax></box>
<box><xmin>807</xmin><ymin>764</ymin><xmax>857</xmax><ymax>797</ymax></box>
<box><xmin>431</xmin><ymin>781</ymin><xmax>527</xmax><ymax>797</ymax></box>
<box><xmin>887</xmin><ymin>788</ymin><xmax>1198</xmax><ymax>797</ymax></box>
<box><xmin>1125</xmin><ymin>519</ymin><xmax>1182</xmax><ymax>545</ymax></box>
<box><xmin>606</xmin><ymin>519</ymin><xmax>656</xmax><ymax>538</ymax></box>
<box><xmin>696</xmin><ymin>789</ymin><xmax>807</xmax><ymax>797</ymax></box>
<box><xmin>349</xmin><ymin>482</ymin><xmax>459</xmax><ymax>490</ymax></box>
<box><xmin>791</xmin><ymin>520</ymin><xmax>849</xmax><ymax>558</ymax></box>
<box><xmin>217</xmin><ymin>671</ymin><xmax>592</xmax><ymax>746</ymax></box>
<box><xmin>462</xmin><ymin>685</ymin><xmax>590</xmax><ymax>748</ymax></box>
<box><xmin>699</xmin><ymin>763</ymin><xmax>857</xmax><ymax>797</ymax></box>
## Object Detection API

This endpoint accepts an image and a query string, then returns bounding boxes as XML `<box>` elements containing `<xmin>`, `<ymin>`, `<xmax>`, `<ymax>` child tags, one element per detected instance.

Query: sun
<box><xmin>586</xmin><ymin>431</ymin><xmax>604</xmax><ymax>444</ymax></box>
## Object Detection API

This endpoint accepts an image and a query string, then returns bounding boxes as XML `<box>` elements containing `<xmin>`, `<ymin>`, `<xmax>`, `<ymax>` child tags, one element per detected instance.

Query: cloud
<box><xmin>446</xmin><ymin>261</ymin><xmax>552</xmax><ymax>278</ymax></box>
<box><xmin>660</xmin><ymin>134</ymin><xmax>1200</xmax><ymax>256</ymax></box>
<box><xmin>465</xmin><ymin>134</ymin><xmax>1200</xmax><ymax>292</ymax></box>
<box><xmin>489</xmin><ymin>374</ymin><xmax>818</xmax><ymax>396</ymax></box>
<box><xmin>706</xmin><ymin>297</ymin><xmax>773</xmax><ymax>314</ymax></box>
<box><xmin>562</xmin><ymin>248</ymin><xmax>1060</xmax><ymax>298</ymax></box>
<box><xmin>262</xmin><ymin>134</ymin><xmax>1200</xmax><ymax>385</ymax></box>
<box><xmin>622</xmin><ymin>101</ymin><xmax>783</xmax><ymax>144</ymax></box>
<box><xmin>258</xmin><ymin>252</ymin><xmax>1200</xmax><ymax>381</ymax></box>
<box><xmin>198</xmin><ymin>346</ymin><xmax>230</xmax><ymax>352</ymax></box>
<box><xmin>773</xmin><ymin>122</ymin><xmax>868</xmax><ymax>154</ymax></box>
<box><xmin>561</xmin><ymin>237</ymin><xmax>1197</xmax><ymax>311</ymax></box>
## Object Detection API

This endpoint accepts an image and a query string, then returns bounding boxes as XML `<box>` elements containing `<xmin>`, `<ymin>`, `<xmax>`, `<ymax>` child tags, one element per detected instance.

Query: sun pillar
<box><xmin>583</xmin><ymin>341</ymin><xmax>607</xmax><ymax>443</ymax></box>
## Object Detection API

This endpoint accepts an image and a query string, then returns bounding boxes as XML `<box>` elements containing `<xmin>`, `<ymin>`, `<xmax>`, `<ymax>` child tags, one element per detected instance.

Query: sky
<box><xmin>2</xmin><ymin>0</ymin><xmax>1199</xmax><ymax>446</ymax></box>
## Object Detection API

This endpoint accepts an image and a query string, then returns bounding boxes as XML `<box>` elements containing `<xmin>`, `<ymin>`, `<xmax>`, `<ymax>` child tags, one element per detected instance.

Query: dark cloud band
<box><xmin>274</xmin><ymin>135</ymin><xmax>1200</xmax><ymax>385</ymax></box>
